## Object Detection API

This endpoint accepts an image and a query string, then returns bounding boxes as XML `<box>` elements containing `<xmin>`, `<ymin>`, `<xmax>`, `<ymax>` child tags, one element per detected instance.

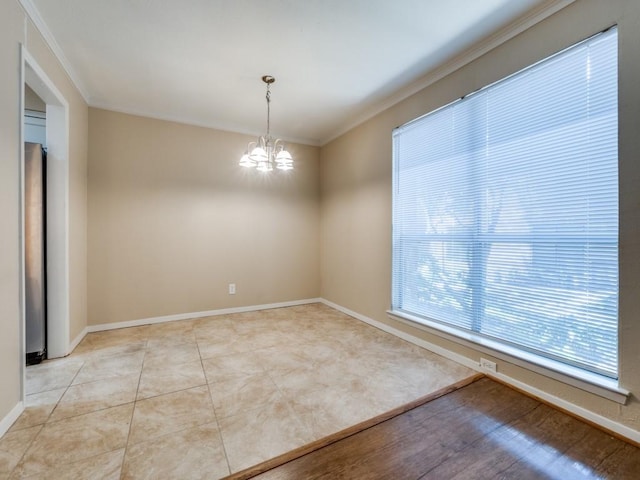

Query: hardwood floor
<box><xmin>227</xmin><ymin>377</ymin><xmax>640</xmax><ymax>480</ymax></box>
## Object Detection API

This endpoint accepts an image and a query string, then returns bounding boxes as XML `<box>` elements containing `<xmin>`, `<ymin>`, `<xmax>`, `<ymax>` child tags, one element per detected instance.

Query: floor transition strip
<box><xmin>222</xmin><ymin>373</ymin><xmax>485</xmax><ymax>480</ymax></box>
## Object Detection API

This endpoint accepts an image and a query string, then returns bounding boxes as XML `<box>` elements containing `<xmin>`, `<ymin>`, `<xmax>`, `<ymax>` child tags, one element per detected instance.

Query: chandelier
<box><xmin>239</xmin><ymin>75</ymin><xmax>293</xmax><ymax>172</ymax></box>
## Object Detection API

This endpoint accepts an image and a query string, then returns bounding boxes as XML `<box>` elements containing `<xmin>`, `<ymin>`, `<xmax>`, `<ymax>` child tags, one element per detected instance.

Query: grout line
<box><xmin>119</xmin><ymin>337</ymin><xmax>148</xmax><ymax>479</ymax></box>
<box><xmin>11</xmin><ymin>356</ymin><xmax>114</xmax><ymax>477</ymax></box>
<box><xmin>35</xmin><ymin>358</ymin><xmax>85</xmax><ymax>426</ymax></box>
<box><xmin>207</xmin><ymin>389</ymin><xmax>233</xmax><ymax>476</ymax></box>
<box><xmin>6</xmin><ymin>422</ymin><xmax>44</xmax><ymax>477</ymax></box>
<box><xmin>198</xmin><ymin>337</ymin><xmax>234</xmax><ymax>476</ymax></box>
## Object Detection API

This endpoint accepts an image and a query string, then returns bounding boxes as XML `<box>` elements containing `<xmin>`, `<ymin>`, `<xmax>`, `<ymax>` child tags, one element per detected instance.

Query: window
<box><xmin>392</xmin><ymin>28</ymin><xmax>618</xmax><ymax>379</ymax></box>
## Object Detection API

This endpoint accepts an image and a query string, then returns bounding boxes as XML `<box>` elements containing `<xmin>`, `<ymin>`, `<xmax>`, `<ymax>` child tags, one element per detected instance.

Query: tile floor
<box><xmin>1</xmin><ymin>303</ymin><xmax>476</xmax><ymax>479</ymax></box>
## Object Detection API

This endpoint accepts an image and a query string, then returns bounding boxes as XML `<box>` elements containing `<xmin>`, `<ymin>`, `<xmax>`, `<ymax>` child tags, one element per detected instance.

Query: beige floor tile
<box><xmin>129</xmin><ymin>386</ymin><xmax>215</xmax><ymax>445</ymax></box>
<box><xmin>297</xmin><ymin>340</ymin><xmax>344</xmax><ymax>364</ymax></box>
<box><xmin>322</xmin><ymin>360</ymin><xmax>424</xmax><ymax>415</ymax></box>
<box><xmin>286</xmin><ymin>394</ymin><xmax>353</xmax><ymax>441</ymax></box>
<box><xmin>145</xmin><ymin>319</ymin><xmax>194</xmax><ymax>338</ymax></box>
<box><xmin>145</xmin><ymin>321</ymin><xmax>197</xmax><ymax>349</ymax></box>
<box><xmin>143</xmin><ymin>342</ymin><xmax>200</xmax><ymax>368</ymax></box>
<box><xmin>402</xmin><ymin>363</ymin><xmax>476</xmax><ymax>396</ymax></box>
<box><xmin>13</xmin><ymin>404</ymin><xmax>133</xmax><ymax>477</ymax></box>
<box><xmin>72</xmin><ymin>351</ymin><xmax>145</xmax><ymax>385</ymax></box>
<box><xmin>192</xmin><ymin>319</ymin><xmax>237</xmax><ymax>340</ymax></box>
<box><xmin>219</xmin><ymin>399</ymin><xmax>315</xmax><ymax>473</ymax></box>
<box><xmin>361</xmin><ymin>343</ymin><xmax>433</xmax><ymax>369</ymax></box>
<box><xmin>201</xmin><ymin>351</ymin><xmax>265</xmax><ymax>384</ymax></box>
<box><xmin>359</xmin><ymin>345</ymin><xmax>476</xmax><ymax>395</ymax></box>
<box><xmin>254</xmin><ymin>346</ymin><xmax>316</xmax><ymax>376</ymax></box>
<box><xmin>121</xmin><ymin>423</ymin><xmax>229</xmax><ymax>480</ymax></box>
<box><xmin>137</xmin><ymin>360</ymin><xmax>206</xmax><ymax>399</ymax></box>
<box><xmin>145</xmin><ymin>332</ymin><xmax>197</xmax><ymax>350</ymax></box>
<box><xmin>49</xmin><ymin>374</ymin><xmax>139</xmax><ymax>421</ymax></box>
<box><xmin>72</xmin><ymin>340</ymin><xmax>147</xmax><ymax>361</ymax></box>
<box><xmin>25</xmin><ymin>358</ymin><xmax>84</xmax><ymax>395</ymax></box>
<box><xmin>19</xmin><ymin>449</ymin><xmax>124</xmax><ymax>480</ymax></box>
<box><xmin>196</xmin><ymin>335</ymin><xmax>253</xmax><ymax>359</ymax></box>
<box><xmin>240</xmin><ymin>330</ymin><xmax>293</xmax><ymax>350</ymax></box>
<box><xmin>230</xmin><ymin>317</ymin><xmax>278</xmax><ymax>335</ymax></box>
<box><xmin>355</xmin><ymin>371</ymin><xmax>428</xmax><ymax>413</ymax></box>
<box><xmin>0</xmin><ymin>425</ymin><xmax>41</xmax><ymax>476</ymax></box>
<box><xmin>9</xmin><ymin>389</ymin><xmax>65</xmax><ymax>431</ymax></box>
<box><xmin>209</xmin><ymin>374</ymin><xmax>282</xmax><ymax>419</ymax></box>
<box><xmin>268</xmin><ymin>368</ymin><xmax>336</xmax><ymax>398</ymax></box>
<box><xmin>217</xmin><ymin>311</ymin><xmax>263</xmax><ymax>323</ymax></box>
<box><xmin>292</xmin><ymin>326</ymin><xmax>339</xmax><ymax>345</ymax></box>
<box><xmin>306</xmin><ymin>358</ymin><xmax>366</xmax><ymax>390</ymax></box>
<box><xmin>73</xmin><ymin>327</ymin><xmax>149</xmax><ymax>356</ymax></box>
<box><xmin>294</xmin><ymin>383</ymin><xmax>385</xmax><ymax>431</ymax></box>
<box><xmin>232</xmin><ymin>316</ymin><xmax>296</xmax><ymax>336</ymax></box>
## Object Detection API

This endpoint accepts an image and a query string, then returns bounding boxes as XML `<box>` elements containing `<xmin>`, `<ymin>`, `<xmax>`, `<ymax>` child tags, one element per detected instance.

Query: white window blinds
<box><xmin>392</xmin><ymin>28</ymin><xmax>618</xmax><ymax>378</ymax></box>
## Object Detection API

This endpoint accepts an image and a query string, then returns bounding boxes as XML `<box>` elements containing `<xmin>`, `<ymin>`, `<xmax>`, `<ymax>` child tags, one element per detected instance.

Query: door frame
<box><xmin>20</xmin><ymin>46</ymin><xmax>70</xmax><ymax>394</ymax></box>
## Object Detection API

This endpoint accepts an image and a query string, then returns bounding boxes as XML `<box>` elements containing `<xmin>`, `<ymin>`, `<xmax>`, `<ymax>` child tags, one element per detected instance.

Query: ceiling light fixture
<box><xmin>239</xmin><ymin>75</ymin><xmax>293</xmax><ymax>172</ymax></box>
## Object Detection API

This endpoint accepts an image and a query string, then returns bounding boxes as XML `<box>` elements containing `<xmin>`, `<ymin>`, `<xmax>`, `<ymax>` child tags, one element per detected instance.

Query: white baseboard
<box><xmin>0</xmin><ymin>401</ymin><xmax>24</xmax><ymax>438</ymax></box>
<box><xmin>87</xmin><ymin>298</ymin><xmax>323</xmax><ymax>333</ymax></box>
<box><xmin>46</xmin><ymin>296</ymin><xmax>640</xmax><ymax>444</ymax></box>
<box><xmin>44</xmin><ymin>326</ymin><xmax>89</xmax><ymax>359</ymax></box>
<box><xmin>319</xmin><ymin>298</ymin><xmax>640</xmax><ymax>445</ymax></box>
<box><xmin>67</xmin><ymin>326</ymin><xmax>88</xmax><ymax>355</ymax></box>
<box><xmin>488</xmin><ymin>369</ymin><xmax>640</xmax><ymax>444</ymax></box>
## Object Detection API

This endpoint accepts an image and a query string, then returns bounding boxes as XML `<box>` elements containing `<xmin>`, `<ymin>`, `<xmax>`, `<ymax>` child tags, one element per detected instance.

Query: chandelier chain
<box><xmin>266</xmin><ymin>83</ymin><xmax>271</xmax><ymax>136</ymax></box>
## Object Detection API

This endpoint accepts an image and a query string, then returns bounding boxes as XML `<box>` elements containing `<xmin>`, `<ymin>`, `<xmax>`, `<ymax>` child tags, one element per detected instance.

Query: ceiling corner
<box><xmin>19</xmin><ymin>0</ymin><xmax>91</xmax><ymax>103</ymax></box>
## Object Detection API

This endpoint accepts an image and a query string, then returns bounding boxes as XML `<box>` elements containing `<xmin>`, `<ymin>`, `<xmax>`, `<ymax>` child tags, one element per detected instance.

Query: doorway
<box><xmin>20</xmin><ymin>46</ymin><xmax>70</xmax><ymax>388</ymax></box>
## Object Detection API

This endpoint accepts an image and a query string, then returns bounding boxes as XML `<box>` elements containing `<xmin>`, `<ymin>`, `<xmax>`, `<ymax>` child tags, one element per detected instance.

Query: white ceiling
<box><xmin>24</xmin><ymin>0</ymin><xmax>569</xmax><ymax>146</ymax></box>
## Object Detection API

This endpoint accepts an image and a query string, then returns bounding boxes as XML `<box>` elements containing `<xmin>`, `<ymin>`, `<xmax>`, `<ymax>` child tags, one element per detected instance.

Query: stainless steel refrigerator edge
<box><xmin>25</xmin><ymin>142</ymin><xmax>47</xmax><ymax>364</ymax></box>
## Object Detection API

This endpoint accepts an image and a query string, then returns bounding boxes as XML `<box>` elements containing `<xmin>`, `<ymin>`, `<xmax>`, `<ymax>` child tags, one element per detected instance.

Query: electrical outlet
<box><xmin>228</xmin><ymin>283</ymin><xmax>236</xmax><ymax>295</ymax></box>
<box><xmin>480</xmin><ymin>358</ymin><xmax>497</xmax><ymax>373</ymax></box>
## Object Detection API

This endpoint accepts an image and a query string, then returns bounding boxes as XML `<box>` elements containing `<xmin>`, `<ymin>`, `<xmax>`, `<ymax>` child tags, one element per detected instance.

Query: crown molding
<box><xmin>17</xmin><ymin>0</ymin><xmax>575</xmax><ymax>147</ymax></box>
<box><xmin>88</xmin><ymin>100</ymin><xmax>322</xmax><ymax>147</ymax></box>
<box><xmin>321</xmin><ymin>0</ymin><xmax>577</xmax><ymax>146</ymax></box>
<box><xmin>19</xmin><ymin>0</ymin><xmax>90</xmax><ymax>102</ymax></box>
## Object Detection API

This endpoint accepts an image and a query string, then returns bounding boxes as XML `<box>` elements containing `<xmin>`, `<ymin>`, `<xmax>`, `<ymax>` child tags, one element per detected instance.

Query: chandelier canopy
<box><xmin>239</xmin><ymin>75</ymin><xmax>293</xmax><ymax>172</ymax></box>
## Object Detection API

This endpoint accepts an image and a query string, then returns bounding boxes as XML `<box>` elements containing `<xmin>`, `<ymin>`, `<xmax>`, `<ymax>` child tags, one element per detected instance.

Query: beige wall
<box><xmin>0</xmin><ymin>0</ymin><xmax>88</xmax><ymax>426</ymax></box>
<box><xmin>321</xmin><ymin>0</ymin><xmax>640</xmax><ymax>433</ymax></box>
<box><xmin>24</xmin><ymin>84</ymin><xmax>45</xmax><ymax>112</ymax></box>
<box><xmin>88</xmin><ymin>108</ymin><xmax>320</xmax><ymax>326</ymax></box>
<box><xmin>0</xmin><ymin>0</ymin><xmax>27</xmax><ymax>429</ymax></box>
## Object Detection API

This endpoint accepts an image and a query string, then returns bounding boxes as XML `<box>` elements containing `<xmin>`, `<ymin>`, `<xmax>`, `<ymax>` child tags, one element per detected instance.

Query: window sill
<box><xmin>387</xmin><ymin>309</ymin><xmax>630</xmax><ymax>405</ymax></box>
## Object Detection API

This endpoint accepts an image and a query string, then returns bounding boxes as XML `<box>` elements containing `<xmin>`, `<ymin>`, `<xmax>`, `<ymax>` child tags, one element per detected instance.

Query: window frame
<box><xmin>389</xmin><ymin>27</ymin><xmax>625</xmax><ymax>401</ymax></box>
